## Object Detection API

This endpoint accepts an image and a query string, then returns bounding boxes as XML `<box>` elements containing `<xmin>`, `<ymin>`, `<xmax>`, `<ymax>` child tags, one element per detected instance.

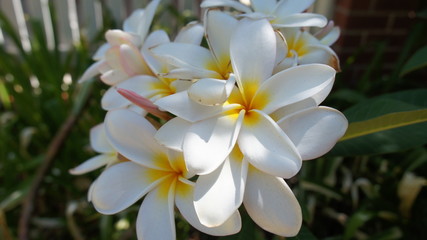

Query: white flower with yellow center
<box><xmin>90</xmin><ymin>109</ymin><xmax>241</xmax><ymax>240</ymax></box>
<box><xmin>201</xmin><ymin>0</ymin><xmax>327</xmax><ymax>28</ymax></box>
<box><xmin>275</xmin><ymin>22</ymin><xmax>341</xmax><ymax>72</ymax></box>
<box><xmin>155</xmin><ymin>18</ymin><xmax>342</xmax><ymax>178</ymax></box>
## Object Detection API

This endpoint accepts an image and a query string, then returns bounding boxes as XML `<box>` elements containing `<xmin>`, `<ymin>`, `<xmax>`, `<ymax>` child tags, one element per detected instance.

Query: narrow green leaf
<box><xmin>343</xmin><ymin>211</ymin><xmax>375</xmax><ymax>240</ymax></box>
<box><xmin>341</xmin><ymin>109</ymin><xmax>427</xmax><ymax>141</ymax></box>
<box><xmin>400</xmin><ymin>46</ymin><xmax>427</xmax><ymax>77</ymax></box>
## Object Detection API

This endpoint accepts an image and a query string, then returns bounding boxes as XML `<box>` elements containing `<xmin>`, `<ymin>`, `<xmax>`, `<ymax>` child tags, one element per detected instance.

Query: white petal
<box><xmin>275</xmin><ymin>30</ymin><xmax>288</xmax><ymax>66</ymax></box>
<box><xmin>137</xmin><ymin>178</ymin><xmax>176</xmax><ymax>240</ymax></box>
<box><xmin>238</xmin><ymin>110</ymin><xmax>301</xmax><ymax>178</ymax></box>
<box><xmin>188</xmin><ymin>76</ymin><xmax>235</xmax><ymax>106</ymax></box>
<box><xmin>119</xmin><ymin>44</ymin><xmax>152</xmax><ymax>76</ymax></box>
<box><xmin>93</xmin><ymin>43</ymin><xmax>110</xmax><ymax>60</ymax></box>
<box><xmin>90</xmin><ymin>123</ymin><xmax>113</xmax><ymax>153</ymax></box>
<box><xmin>155</xmin><ymin>91</ymin><xmax>241</xmax><ymax>122</ymax></box>
<box><xmin>141</xmin><ymin>30</ymin><xmax>171</xmax><ymax>75</ymax></box>
<box><xmin>230</xmin><ymin>18</ymin><xmax>276</xmax><ymax>90</ymax></box>
<box><xmin>274</xmin><ymin>13</ymin><xmax>327</xmax><ymax>28</ymax></box>
<box><xmin>174</xmin><ymin>21</ymin><xmax>204</xmax><ymax>45</ymax></box>
<box><xmin>254</xmin><ymin>64</ymin><xmax>336</xmax><ymax>114</ymax></box>
<box><xmin>135</xmin><ymin>0</ymin><xmax>160</xmax><ymax>41</ymax></box>
<box><xmin>244</xmin><ymin>167</ymin><xmax>302</xmax><ymax>237</ymax></box>
<box><xmin>123</xmin><ymin>9</ymin><xmax>145</xmax><ymax>33</ymax></box>
<box><xmin>104</xmin><ymin>109</ymin><xmax>170</xmax><ymax>170</ymax></box>
<box><xmin>101</xmin><ymin>75</ymin><xmax>166</xmax><ymax>110</ymax></box>
<box><xmin>100</xmin><ymin>69</ymin><xmax>128</xmax><ymax>86</ymax></box>
<box><xmin>320</xmin><ymin>26</ymin><xmax>340</xmax><ymax>46</ymax></box>
<box><xmin>274</xmin><ymin>0</ymin><xmax>315</xmax><ymax>15</ymax></box>
<box><xmin>205</xmin><ymin>10</ymin><xmax>237</xmax><ymax>70</ymax></box>
<box><xmin>250</xmin><ymin>0</ymin><xmax>277</xmax><ymax>14</ymax></box>
<box><xmin>183</xmin><ymin>111</ymin><xmax>244</xmax><ymax>174</ymax></box>
<box><xmin>200</xmin><ymin>0</ymin><xmax>252</xmax><ymax>13</ymax></box>
<box><xmin>155</xmin><ymin>117</ymin><xmax>192</xmax><ymax>151</ymax></box>
<box><xmin>194</xmin><ymin>150</ymin><xmax>248</xmax><ymax>226</ymax></box>
<box><xmin>160</xmin><ymin>67</ymin><xmax>221</xmax><ymax>80</ymax></box>
<box><xmin>91</xmin><ymin>162</ymin><xmax>168</xmax><ymax>214</ymax></box>
<box><xmin>150</xmin><ymin>42</ymin><xmax>219</xmax><ymax>76</ymax></box>
<box><xmin>78</xmin><ymin>60</ymin><xmax>104</xmax><ymax>83</ymax></box>
<box><xmin>175</xmin><ymin>180</ymin><xmax>242</xmax><ymax>235</ymax></box>
<box><xmin>269</xmin><ymin>97</ymin><xmax>317</xmax><ymax>121</ymax></box>
<box><xmin>278</xmin><ymin>106</ymin><xmax>348</xmax><ymax>160</ymax></box>
<box><xmin>69</xmin><ymin>154</ymin><xmax>115</xmax><ymax>175</ymax></box>
<box><xmin>299</xmin><ymin>45</ymin><xmax>340</xmax><ymax>71</ymax></box>
<box><xmin>273</xmin><ymin>54</ymin><xmax>298</xmax><ymax>73</ymax></box>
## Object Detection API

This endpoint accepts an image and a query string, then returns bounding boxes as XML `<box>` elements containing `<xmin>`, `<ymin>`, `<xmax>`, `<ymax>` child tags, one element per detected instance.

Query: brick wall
<box><xmin>333</xmin><ymin>0</ymin><xmax>421</xmax><ymax>81</ymax></box>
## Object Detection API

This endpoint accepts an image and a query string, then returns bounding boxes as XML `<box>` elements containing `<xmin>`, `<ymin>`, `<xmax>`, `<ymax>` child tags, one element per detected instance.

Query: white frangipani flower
<box><xmin>90</xmin><ymin>109</ymin><xmax>241</xmax><ymax>240</ymax></box>
<box><xmin>78</xmin><ymin>0</ymin><xmax>161</xmax><ymax>84</ymax></box>
<box><xmin>155</xmin><ymin>18</ymin><xmax>338</xmax><ymax>179</ymax></box>
<box><xmin>201</xmin><ymin>0</ymin><xmax>327</xmax><ymax>28</ymax></box>
<box><xmin>69</xmin><ymin>123</ymin><xmax>117</xmax><ymax>175</ymax></box>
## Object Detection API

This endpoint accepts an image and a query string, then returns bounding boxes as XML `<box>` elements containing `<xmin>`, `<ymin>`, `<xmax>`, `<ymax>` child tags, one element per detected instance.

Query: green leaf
<box><xmin>343</xmin><ymin>211</ymin><xmax>375</xmax><ymax>240</ymax></box>
<box><xmin>400</xmin><ymin>46</ymin><xmax>427</xmax><ymax>77</ymax></box>
<box><xmin>341</xmin><ymin>109</ymin><xmax>427</xmax><ymax>141</ymax></box>
<box><xmin>330</xmin><ymin>89</ymin><xmax>427</xmax><ymax>156</ymax></box>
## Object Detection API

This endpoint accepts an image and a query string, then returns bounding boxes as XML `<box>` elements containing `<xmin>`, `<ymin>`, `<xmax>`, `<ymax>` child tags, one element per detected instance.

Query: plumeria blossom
<box><xmin>150</xmin><ymin>10</ymin><xmax>237</xmax><ymax>80</ymax></box>
<box><xmin>78</xmin><ymin>0</ymin><xmax>160</xmax><ymax>84</ymax></box>
<box><xmin>155</xmin><ymin>18</ymin><xmax>340</xmax><ymax>179</ymax></box>
<box><xmin>69</xmin><ymin>123</ymin><xmax>117</xmax><ymax>175</ymax></box>
<box><xmin>275</xmin><ymin>21</ymin><xmax>341</xmax><ymax>72</ymax></box>
<box><xmin>201</xmin><ymin>0</ymin><xmax>327</xmax><ymax>28</ymax></box>
<box><xmin>101</xmin><ymin>22</ymin><xmax>204</xmax><ymax>111</ymax></box>
<box><xmin>90</xmin><ymin>109</ymin><xmax>241</xmax><ymax>240</ymax></box>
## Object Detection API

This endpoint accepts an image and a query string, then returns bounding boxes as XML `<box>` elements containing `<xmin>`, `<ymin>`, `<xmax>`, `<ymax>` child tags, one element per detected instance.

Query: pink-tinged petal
<box><xmin>104</xmin><ymin>109</ymin><xmax>170</xmax><ymax>170</ymax></box>
<box><xmin>100</xmin><ymin>69</ymin><xmax>128</xmax><ymax>86</ymax></box>
<box><xmin>119</xmin><ymin>44</ymin><xmax>152</xmax><ymax>76</ymax></box>
<box><xmin>274</xmin><ymin>0</ymin><xmax>315</xmax><ymax>15</ymax></box>
<box><xmin>200</xmin><ymin>0</ymin><xmax>252</xmax><ymax>13</ymax></box>
<box><xmin>194</xmin><ymin>149</ymin><xmax>248</xmax><ymax>226</ymax></box>
<box><xmin>101</xmin><ymin>75</ymin><xmax>166</xmax><ymax>111</ymax></box>
<box><xmin>155</xmin><ymin>91</ymin><xmax>241</xmax><ymax>122</ymax></box>
<box><xmin>244</xmin><ymin>167</ymin><xmax>302</xmax><ymax>237</ymax></box>
<box><xmin>238</xmin><ymin>110</ymin><xmax>301</xmax><ymax>178</ymax></box>
<box><xmin>137</xmin><ymin>177</ymin><xmax>176</xmax><ymax>240</ymax></box>
<box><xmin>69</xmin><ymin>154</ymin><xmax>115</xmax><ymax>175</ymax></box>
<box><xmin>134</xmin><ymin>0</ymin><xmax>160</xmax><ymax>41</ymax></box>
<box><xmin>151</xmin><ymin>42</ymin><xmax>219</xmax><ymax>73</ymax></box>
<box><xmin>141</xmin><ymin>30</ymin><xmax>171</xmax><ymax>75</ymax></box>
<box><xmin>205</xmin><ymin>10</ymin><xmax>237</xmax><ymax>70</ymax></box>
<box><xmin>175</xmin><ymin>180</ymin><xmax>242</xmax><ymax>235</ymax></box>
<box><xmin>78</xmin><ymin>60</ymin><xmax>104</xmax><ymax>83</ymax></box>
<box><xmin>230</xmin><ymin>18</ymin><xmax>276</xmax><ymax>91</ymax></box>
<box><xmin>93</xmin><ymin>43</ymin><xmax>110</xmax><ymax>60</ymax></box>
<box><xmin>254</xmin><ymin>64</ymin><xmax>335</xmax><ymax>114</ymax></box>
<box><xmin>175</xmin><ymin>21</ymin><xmax>204</xmax><ymax>45</ymax></box>
<box><xmin>250</xmin><ymin>0</ymin><xmax>277</xmax><ymax>14</ymax></box>
<box><xmin>105</xmin><ymin>30</ymin><xmax>140</xmax><ymax>46</ymax></box>
<box><xmin>278</xmin><ymin>106</ymin><xmax>348</xmax><ymax>160</ymax></box>
<box><xmin>91</xmin><ymin>162</ymin><xmax>169</xmax><ymax>214</ymax></box>
<box><xmin>155</xmin><ymin>117</ymin><xmax>192</xmax><ymax>151</ymax></box>
<box><xmin>273</xmin><ymin>13</ymin><xmax>327</xmax><ymax>28</ymax></box>
<box><xmin>299</xmin><ymin>44</ymin><xmax>341</xmax><ymax>71</ymax></box>
<box><xmin>188</xmin><ymin>75</ymin><xmax>236</xmax><ymax>106</ymax></box>
<box><xmin>90</xmin><ymin>123</ymin><xmax>113</xmax><ymax>153</ymax></box>
<box><xmin>183</xmin><ymin>111</ymin><xmax>244</xmax><ymax>174</ymax></box>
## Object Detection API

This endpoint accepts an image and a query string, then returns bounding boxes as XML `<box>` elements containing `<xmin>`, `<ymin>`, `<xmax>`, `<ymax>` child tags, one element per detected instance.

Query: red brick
<box><xmin>374</xmin><ymin>0</ymin><xmax>420</xmax><ymax>11</ymax></box>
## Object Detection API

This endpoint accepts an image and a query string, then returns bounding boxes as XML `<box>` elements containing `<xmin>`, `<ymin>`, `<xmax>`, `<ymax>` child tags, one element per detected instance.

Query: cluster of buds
<box><xmin>71</xmin><ymin>0</ymin><xmax>348</xmax><ymax>239</ymax></box>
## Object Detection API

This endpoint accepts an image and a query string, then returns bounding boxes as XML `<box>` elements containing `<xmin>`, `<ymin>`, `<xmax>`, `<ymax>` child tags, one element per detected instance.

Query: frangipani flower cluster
<box><xmin>71</xmin><ymin>0</ymin><xmax>348</xmax><ymax>239</ymax></box>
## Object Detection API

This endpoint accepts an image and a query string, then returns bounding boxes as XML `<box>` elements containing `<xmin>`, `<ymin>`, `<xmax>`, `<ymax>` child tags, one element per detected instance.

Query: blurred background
<box><xmin>0</xmin><ymin>0</ymin><xmax>426</xmax><ymax>239</ymax></box>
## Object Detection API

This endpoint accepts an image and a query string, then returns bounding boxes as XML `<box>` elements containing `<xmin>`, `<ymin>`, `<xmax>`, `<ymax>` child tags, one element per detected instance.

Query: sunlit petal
<box><xmin>194</xmin><ymin>149</ymin><xmax>248</xmax><ymax>226</ymax></box>
<box><xmin>104</xmin><ymin>109</ymin><xmax>170</xmax><ymax>170</ymax></box>
<box><xmin>175</xmin><ymin>21</ymin><xmax>204</xmax><ymax>45</ymax></box>
<box><xmin>176</xmin><ymin>180</ymin><xmax>242</xmax><ymax>235</ymax></box>
<box><xmin>155</xmin><ymin>117</ymin><xmax>192</xmax><ymax>151</ymax></box>
<box><xmin>278</xmin><ymin>106</ymin><xmax>348</xmax><ymax>160</ymax></box>
<box><xmin>188</xmin><ymin>76</ymin><xmax>236</xmax><ymax>106</ymax></box>
<box><xmin>183</xmin><ymin>111</ymin><xmax>244</xmax><ymax>174</ymax></box>
<box><xmin>238</xmin><ymin>110</ymin><xmax>301</xmax><ymax>178</ymax></box>
<box><xmin>274</xmin><ymin>13</ymin><xmax>327</xmax><ymax>28</ymax></box>
<box><xmin>91</xmin><ymin>162</ymin><xmax>168</xmax><ymax>214</ymax></box>
<box><xmin>244</xmin><ymin>167</ymin><xmax>302</xmax><ymax>237</ymax></box>
<box><xmin>254</xmin><ymin>64</ymin><xmax>335</xmax><ymax>114</ymax></box>
<box><xmin>137</xmin><ymin>178</ymin><xmax>176</xmax><ymax>240</ymax></box>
